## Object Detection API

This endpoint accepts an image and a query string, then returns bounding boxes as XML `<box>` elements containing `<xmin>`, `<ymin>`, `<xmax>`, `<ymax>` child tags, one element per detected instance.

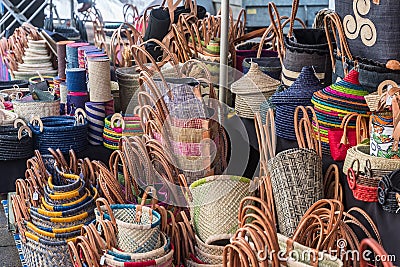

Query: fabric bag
<box><xmin>335</xmin><ymin>0</ymin><xmax>400</xmax><ymax>66</ymax></box>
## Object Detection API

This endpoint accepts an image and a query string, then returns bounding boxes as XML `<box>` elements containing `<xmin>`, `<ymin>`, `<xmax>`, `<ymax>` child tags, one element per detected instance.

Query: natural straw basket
<box><xmin>13</xmin><ymin>99</ymin><xmax>60</xmax><ymax>122</ymax></box>
<box><xmin>343</xmin><ymin>145</ymin><xmax>400</xmax><ymax>175</ymax></box>
<box><xmin>189</xmin><ymin>175</ymin><xmax>253</xmax><ymax>244</ymax></box>
<box><xmin>88</xmin><ymin>58</ymin><xmax>112</xmax><ymax>102</ymax></box>
<box><xmin>115</xmin><ymin>67</ymin><xmax>140</xmax><ymax>113</ymax></box>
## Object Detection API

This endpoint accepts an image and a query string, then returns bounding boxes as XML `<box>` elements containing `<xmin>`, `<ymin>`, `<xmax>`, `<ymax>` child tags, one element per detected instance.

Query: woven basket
<box><xmin>13</xmin><ymin>99</ymin><xmax>60</xmax><ymax>122</ymax></box>
<box><xmin>378</xmin><ymin>169</ymin><xmax>400</xmax><ymax>213</ymax></box>
<box><xmin>231</xmin><ymin>62</ymin><xmax>280</xmax><ymax>119</ymax></box>
<box><xmin>95</xmin><ymin>198</ymin><xmax>162</xmax><ymax>254</ymax></box>
<box><xmin>189</xmin><ymin>175</ymin><xmax>253</xmax><ymax>244</ymax></box>
<box><xmin>343</xmin><ymin>146</ymin><xmax>400</xmax><ymax>175</ymax></box>
<box><xmin>115</xmin><ymin>67</ymin><xmax>140</xmax><ymax>113</ymax></box>
<box><xmin>0</xmin><ymin>124</ymin><xmax>33</xmax><ymax>160</ymax></box>
<box><xmin>195</xmin><ymin>234</ymin><xmax>225</xmax><ymax>256</ymax></box>
<box><xmin>103</xmin><ymin>247</ymin><xmax>174</xmax><ymax>267</ymax></box>
<box><xmin>267</xmin><ymin>148</ymin><xmax>323</xmax><ymax>236</ymax></box>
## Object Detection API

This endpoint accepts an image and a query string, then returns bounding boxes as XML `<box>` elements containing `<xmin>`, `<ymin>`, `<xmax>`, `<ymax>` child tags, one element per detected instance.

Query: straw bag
<box><xmin>269</xmin><ymin>1</ymin><xmax>333</xmax><ymax>87</ymax></box>
<box><xmin>347</xmin><ymin>159</ymin><xmax>381</xmax><ymax>202</ymax></box>
<box><xmin>29</xmin><ymin>111</ymin><xmax>88</xmax><ymax>155</ymax></box>
<box><xmin>378</xmin><ymin>169</ymin><xmax>400</xmax><ymax>213</ymax></box>
<box><xmin>13</xmin><ymin>98</ymin><xmax>60</xmax><ymax>122</ymax></box>
<box><xmin>267</xmin><ymin>148</ymin><xmax>323</xmax><ymax>236</ymax></box>
<box><xmin>365</xmin><ymin>80</ymin><xmax>398</xmax><ymax>112</ymax></box>
<box><xmin>325</xmin><ymin>12</ymin><xmax>400</xmax><ymax>93</ymax></box>
<box><xmin>343</xmin><ymin>145</ymin><xmax>400</xmax><ymax>175</ymax></box>
<box><xmin>231</xmin><ymin>62</ymin><xmax>280</xmax><ymax>119</ymax></box>
<box><xmin>188</xmin><ymin>175</ymin><xmax>253</xmax><ymax>244</ymax></box>
<box><xmin>95</xmin><ymin>197</ymin><xmax>162</xmax><ymax>253</ymax></box>
<box><xmin>328</xmin><ymin>112</ymin><xmax>368</xmax><ymax>161</ymax></box>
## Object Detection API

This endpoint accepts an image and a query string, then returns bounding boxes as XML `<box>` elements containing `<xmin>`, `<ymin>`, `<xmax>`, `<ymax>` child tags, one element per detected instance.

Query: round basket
<box><xmin>0</xmin><ymin>80</ymin><xmax>28</xmax><ymax>90</ymax></box>
<box><xmin>189</xmin><ymin>175</ymin><xmax>253</xmax><ymax>244</ymax></box>
<box><xmin>28</xmin><ymin>110</ymin><xmax>88</xmax><ymax>154</ymax></box>
<box><xmin>115</xmin><ymin>67</ymin><xmax>140</xmax><ymax>113</ymax></box>
<box><xmin>0</xmin><ymin>123</ymin><xmax>33</xmax><ymax>160</ymax></box>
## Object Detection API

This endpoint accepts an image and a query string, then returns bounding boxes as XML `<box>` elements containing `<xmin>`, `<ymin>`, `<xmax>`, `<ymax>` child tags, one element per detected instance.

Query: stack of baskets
<box><xmin>28</xmin><ymin>109</ymin><xmax>88</xmax><ymax>154</ymax></box>
<box><xmin>13</xmin><ymin>39</ymin><xmax>57</xmax><ymax>80</ymax></box>
<box><xmin>92</xmin><ymin>197</ymin><xmax>174</xmax><ymax>266</ymax></box>
<box><xmin>188</xmin><ymin>175</ymin><xmax>253</xmax><ymax>265</ymax></box>
<box><xmin>12</xmin><ymin>151</ymin><xmax>97</xmax><ymax>267</ymax></box>
<box><xmin>103</xmin><ymin>113</ymin><xmax>143</xmax><ymax>150</ymax></box>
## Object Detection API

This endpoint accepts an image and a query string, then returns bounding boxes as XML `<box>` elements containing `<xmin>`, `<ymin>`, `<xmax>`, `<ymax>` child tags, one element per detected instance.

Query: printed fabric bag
<box><xmin>335</xmin><ymin>0</ymin><xmax>400</xmax><ymax>66</ymax></box>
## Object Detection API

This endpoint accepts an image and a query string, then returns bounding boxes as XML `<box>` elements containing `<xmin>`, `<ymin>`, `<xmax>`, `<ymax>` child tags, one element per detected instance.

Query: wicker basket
<box><xmin>189</xmin><ymin>175</ymin><xmax>253</xmax><ymax>244</ymax></box>
<box><xmin>13</xmin><ymin>99</ymin><xmax>60</xmax><ymax>122</ymax></box>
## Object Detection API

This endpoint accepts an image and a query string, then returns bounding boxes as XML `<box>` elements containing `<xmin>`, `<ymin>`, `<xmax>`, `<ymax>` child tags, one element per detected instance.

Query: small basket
<box><xmin>95</xmin><ymin>198</ymin><xmax>162</xmax><ymax>253</ymax></box>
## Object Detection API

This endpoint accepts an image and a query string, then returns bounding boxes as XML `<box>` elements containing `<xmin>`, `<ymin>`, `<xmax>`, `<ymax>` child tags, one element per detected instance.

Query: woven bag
<box><xmin>347</xmin><ymin>159</ymin><xmax>380</xmax><ymax>202</ymax></box>
<box><xmin>28</xmin><ymin>110</ymin><xmax>88</xmax><ymax>155</ymax></box>
<box><xmin>272</xmin><ymin>66</ymin><xmax>324</xmax><ymax>140</ymax></box>
<box><xmin>312</xmin><ymin>68</ymin><xmax>370</xmax><ymax>155</ymax></box>
<box><xmin>365</xmin><ymin>80</ymin><xmax>398</xmax><ymax>112</ymax></box>
<box><xmin>231</xmin><ymin>62</ymin><xmax>280</xmax><ymax>119</ymax></box>
<box><xmin>13</xmin><ymin>98</ymin><xmax>60</xmax><ymax>122</ymax></box>
<box><xmin>378</xmin><ymin>169</ymin><xmax>400</xmax><ymax>213</ymax></box>
<box><xmin>268</xmin><ymin>1</ymin><xmax>333</xmax><ymax>87</ymax></box>
<box><xmin>189</xmin><ymin>175</ymin><xmax>253</xmax><ymax>244</ymax></box>
<box><xmin>343</xmin><ymin>145</ymin><xmax>400</xmax><ymax>175</ymax></box>
<box><xmin>267</xmin><ymin>148</ymin><xmax>323</xmax><ymax>236</ymax></box>
<box><xmin>95</xmin><ymin>197</ymin><xmax>162</xmax><ymax>254</ymax></box>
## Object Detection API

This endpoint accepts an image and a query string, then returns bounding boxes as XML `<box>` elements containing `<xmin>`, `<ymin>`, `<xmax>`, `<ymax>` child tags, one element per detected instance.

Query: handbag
<box><xmin>328</xmin><ymin>112</ymin><xmax>368</xmax><ymax>161</ymax></box>
<box><xmin>269</xmin><ymin>1</ymin><xmax>334</xmax><ymax>87</ymax></box>
<box><xmin>335</xmin><ymin>0</ymin><xmax>400</xmax><ymax>66</ymax></box>
<box><xmin>325</xmin><ymin>12</ymin><xmax>400</xmax><ymax>93</ymax></box>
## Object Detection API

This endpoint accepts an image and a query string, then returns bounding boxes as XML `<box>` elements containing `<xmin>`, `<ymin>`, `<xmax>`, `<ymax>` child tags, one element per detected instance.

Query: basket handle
<box><xmin>76</xmin><ymin>239</ymin><xmax>99</xmax><ymax>267</ymax></box>
<box><xmin>13</xmin><ymin>118</ymin><xmax>26</xmax><ymax>128</ymax></box>
<box><xmin>323</xmin><ymin>164</ymin><xmax>343</xmax><ymax>202</ymax></box>
<box><xmin>140</xmin><ymin>186</ymin><xmax>158</xmax><ymax>209</ymax></box>
<box><xmin>29</xmin><ymin>116</ymin><xmax>43</xmax><ymax>133</ymax></box>
<box><xmin>67</xmin><ymin>241</ymin><xmax>83</xmax><ymax>267</ymax></box>
<box><xmin>360</xmin><ymin>239</ymin><xmax>393</xmax><ymax>267</ymax></box>
<box><xmin>339</xmin><ymin>112</ymin><xmax>359</xmax><ymax>145</ymax></box>
<box><xmin>108</xmin><ymin>150</ymin><xmax>136</xmax><ymax>202</ymax></box>
<box><xmin>377</xmin><ymin>80</ymin><xmax>399</xmax><ymax>96</ymax></box>
<box><xmin>69</xmin><ymin>150</ymin><xmax>78</xmax><ymax>175</ymax></box>
<box><xmin>17</xmin><ymin>125</ymin><xmax>32</xmax><ymax>140</ymax></box>
<box><xmin>95</xmin><ymin>197</ymin><xmax>116</xmax><ymax>225</ymax></box>
<box><xmin>75</xmin><ymin>108</ymin><xmax>87</xmax><ymax>124</ymax></box>
<box><xmin>110</xmin><ymin>113</ymin><xmax>126</xmax><ymax>131</ymax></box>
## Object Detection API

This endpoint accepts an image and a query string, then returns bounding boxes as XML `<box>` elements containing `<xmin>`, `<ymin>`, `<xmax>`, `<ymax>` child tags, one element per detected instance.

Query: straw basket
<box><xmin>13</xmin><ymin>99</ymin><xmax>60</xmax><ymax>122</ymax></box>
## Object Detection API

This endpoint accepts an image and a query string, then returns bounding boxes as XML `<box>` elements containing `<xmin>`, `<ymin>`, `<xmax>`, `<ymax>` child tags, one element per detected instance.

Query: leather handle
<box><xmin>360</xmin><ymin>238</ymin><xmax>393</xmax><ymax>267</ymax></box>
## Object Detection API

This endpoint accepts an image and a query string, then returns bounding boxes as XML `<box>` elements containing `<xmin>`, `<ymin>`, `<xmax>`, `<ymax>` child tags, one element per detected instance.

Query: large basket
<box><xmin>115</xmin><ymin>67</ymin><xmax>140</xmax><ymax>113</ymax></box>
<box><xmin>267</xmin><ymin>148</ymin><xmax>323</xmax><ymax>236</ymax></box>
<box><xmin>189</xmin><ymin>175</ymin><xmax>253</xmax><ymax>244</ymax></box>
<box><xmin>13</xmin><ymin>99</ymin><xmax>60</xmax><ymax>122</ymax></box>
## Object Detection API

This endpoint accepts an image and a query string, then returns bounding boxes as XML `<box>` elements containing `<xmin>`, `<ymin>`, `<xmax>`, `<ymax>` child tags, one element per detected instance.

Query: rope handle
<box><xmin>68</xmin><ymin>241</ymin><xmax>83</xmax><ymax>267</ymax></box>
<box><xmin>14</xmin><ymin>118</ymin><xmax>26</xmax><ymax>128</ymax></box>
<box><xmin>29</xmin><ymin>116</ymin><xmax>43</xmax><ymax>132</ymax></box>
<box><xmin>75</xmin><ymin>108</ymin><xmax>87</xmax><ymax>125</ymax></box>
<box><xmin>95</xmin><ymin>197</ymin><xmax>117</xmax><ymax>225</ymax></box>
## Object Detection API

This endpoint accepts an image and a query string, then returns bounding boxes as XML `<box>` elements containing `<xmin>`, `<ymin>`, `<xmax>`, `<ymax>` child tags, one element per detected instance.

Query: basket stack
<box><xmin>12</xmin><ymin>151</ymin><xmax>97</xmax><ymax>267</ymax></box>
<box><xmin>231</xmin><ymin>62</ymin><xmax>280</xmax><ymax>119</ymax></box>
<box><xmin>13</xmin><ymin>39</ymin><xmax>57</xmax><ymax>80</ymax></box>
<box><xmin>103</xmin><ymin>113</ymin><xmax>143</xmax><ymax>150</ymax></box>
<box><xmin>312</xmin><ymin>69</ymin><xmax>370</xmax><ymax>154</ymax></box>
<box><xmin>92</xmin><ymin>197</ymin><xmax>174</xmax><ymax>266</ymax></box>
<box><xmin>28</xmin><ymin>110</ymin><xmax>88</xmax><ymax>154</ymax></box>
<box><xmin>271</xmin><ymin>66</ymin><xmax>324</xmax><ymax>140</ymax></box>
